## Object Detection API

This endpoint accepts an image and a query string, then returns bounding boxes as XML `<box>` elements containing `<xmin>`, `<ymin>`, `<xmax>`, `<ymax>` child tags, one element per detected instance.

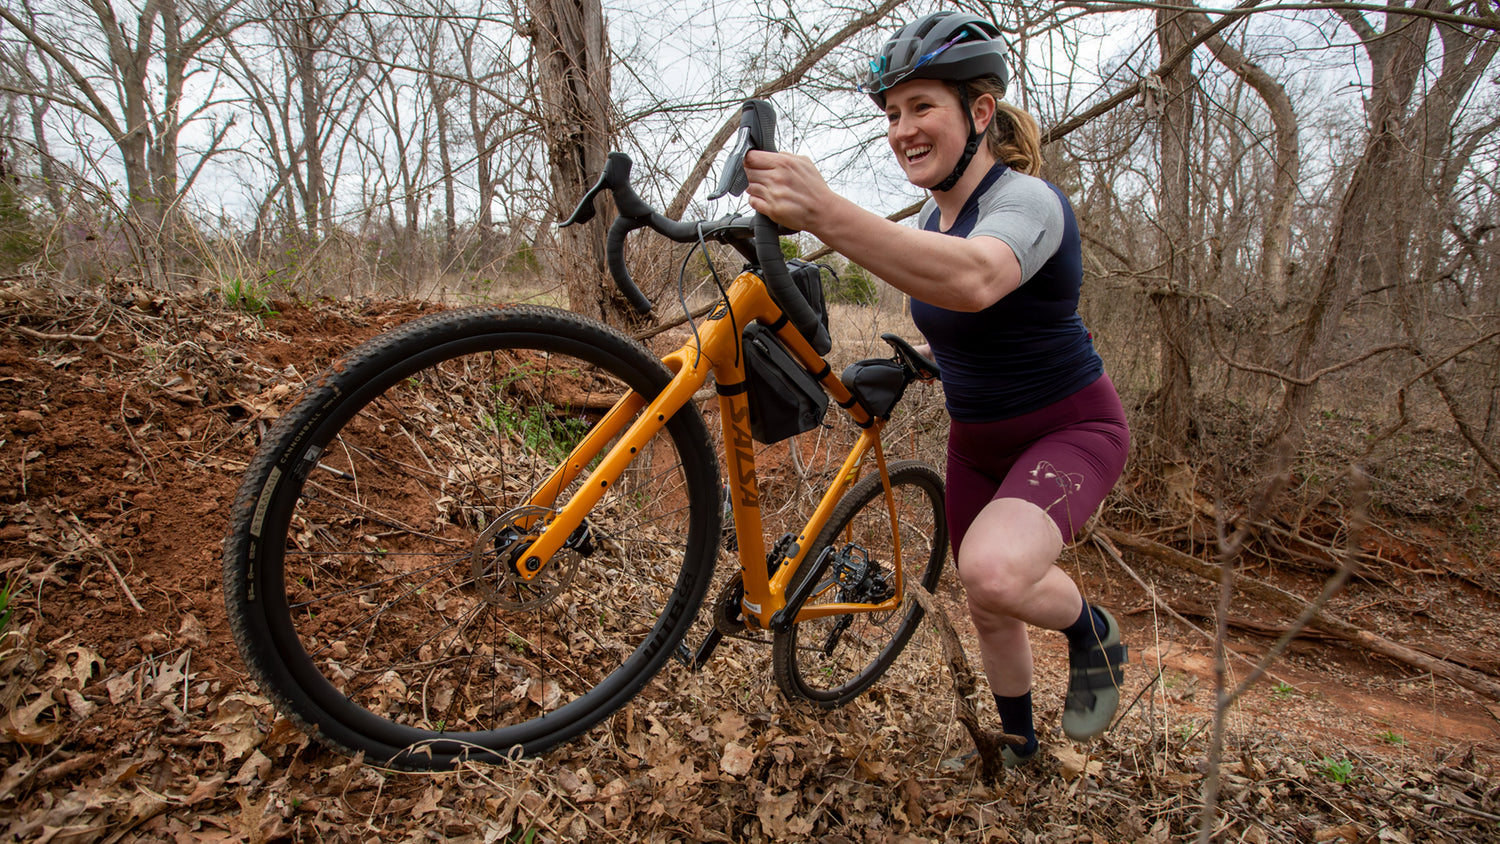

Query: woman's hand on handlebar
<box><xmin>744</xmin><ymin>150</ymin><xmax>839</xmax><ymax>234</ymax></box>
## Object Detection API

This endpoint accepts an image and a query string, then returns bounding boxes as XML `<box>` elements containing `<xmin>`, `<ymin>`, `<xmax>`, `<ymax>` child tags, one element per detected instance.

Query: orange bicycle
<box><xmin>222</xmin><ymin>100</ymin><xmax>948</xmax><ymax>770</ymax></box>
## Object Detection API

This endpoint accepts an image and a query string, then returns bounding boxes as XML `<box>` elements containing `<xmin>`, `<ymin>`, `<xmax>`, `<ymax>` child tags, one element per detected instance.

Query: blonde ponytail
<box><xmin>956</xmin><ymin>77</ymin><xmax>1042</xmax><ymax>176</ymax></box>
<box><xmin>992</xmin><ymin>101</ymin><xmax>1042</xmax><ymax>176</ymax></box>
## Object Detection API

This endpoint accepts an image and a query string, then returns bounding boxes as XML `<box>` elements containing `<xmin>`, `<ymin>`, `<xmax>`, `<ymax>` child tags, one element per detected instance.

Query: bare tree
<box><xmin>1181</xmin><ymin>4</ymin><xmax>1299</xmax><ymax>301</ymax></box>
<box><xmin>0</xmin><ymin>39</ymin><xmax>68</xmax><ymax>219</ymax></box>
<box><xmin>662</xmin><ymin>0</ymin><xmax>908</xmax><ymax>219</ymax></box>
<box><xmin>357</xmin><ymin>13</ymin><xmax>436</xmax><ymax>292</ymax></box>
<box><xmin>0</xmin><ymin>0</ymin><xmax>243</xmax><ymax>249</ymax></box>
<box><xmin>229</xmin><ymin>0</ymin><xmax>371</xmax><ymax>245</ymax></box>
<box><xmin>1269</xmin><ymin>0</ymin><xmax>1499</xmax><ymax>452</ymax></box>
<box><xmin>447</xmin><ymin>2</ymin><xmax>533</xmax><ymax>265</ymax></box>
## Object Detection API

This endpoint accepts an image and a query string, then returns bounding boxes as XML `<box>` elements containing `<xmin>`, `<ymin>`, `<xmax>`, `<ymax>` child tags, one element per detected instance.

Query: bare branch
<box><xmin>665</xmin><ymin>0</ymin><xmax>907</xmax><ymax>218</ymax></box>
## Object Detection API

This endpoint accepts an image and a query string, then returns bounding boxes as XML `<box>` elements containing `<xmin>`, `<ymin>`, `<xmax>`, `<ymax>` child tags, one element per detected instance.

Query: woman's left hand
<box><xmin>743</xmin><ymin>150</ymin><xmax>837</xmax><ymax>233</ymax></box>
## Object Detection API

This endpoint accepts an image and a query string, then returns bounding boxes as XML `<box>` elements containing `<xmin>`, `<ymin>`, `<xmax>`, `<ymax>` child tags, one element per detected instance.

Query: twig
<box><xmin>7</xmin><ymin>303</ymin><xmax>117</xmax><ymax>345</ymax></box>
<box><xmin>631</xmin><ymin>301</ymin><xmax>717</xmax><ymax>342</ymax></box>
<box><xmin>67</xmin><ymin>516</ymin><xmax>145</xmax><ymax>613</ymax></box>
<box><xmin>119</xmin><ymin>389</ymin><xmax>159</xmax><ymax>484</ymax></box>
<box><xmin>910</xmin><ymin>583</ymin><xmax>1013</xmax><ymax>782</ymax></box>
<box><xmin>1366</xmin><ymin>780</ymin><xmax>1500</xmax><ymax>824</ymax></box>
<box><xmin>11</xmin><ymin>325</ymin><xmax>105</xmax><ymax>343</ymax></box>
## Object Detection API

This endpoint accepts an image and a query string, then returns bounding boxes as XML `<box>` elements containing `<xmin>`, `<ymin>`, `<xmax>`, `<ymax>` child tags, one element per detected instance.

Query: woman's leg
<box><xmin>945</xmin><ymin>376</ymin><xmax>1131</xmax><ymax>746</ymax></box>
<box><xmin>954</xmin><ymin>496</ymin><xmax>1075</xmax><ymax>696</ymax></box>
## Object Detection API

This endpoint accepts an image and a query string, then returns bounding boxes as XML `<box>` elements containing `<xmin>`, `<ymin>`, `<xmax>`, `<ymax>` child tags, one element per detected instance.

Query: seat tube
<box><xmin>718</xmin><ymin>388</ymin><xmax>772</xmax><ymax>618</ymax></box>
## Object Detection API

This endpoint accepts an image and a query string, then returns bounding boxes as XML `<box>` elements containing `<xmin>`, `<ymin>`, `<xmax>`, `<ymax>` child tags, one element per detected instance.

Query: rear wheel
<box><xmin>772</xmin><ymin>460</ymin><xmax>947</xmax><ymax>706</ymax></box>
<box><xmin>223</xmin><ymin>305</ymin><xmax>719</xmax><ymax>769</ymax></box>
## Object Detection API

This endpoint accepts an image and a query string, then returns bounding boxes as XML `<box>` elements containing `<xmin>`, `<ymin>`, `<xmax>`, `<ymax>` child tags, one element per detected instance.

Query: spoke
<box><xmin>299</xmin><ymin>483</ymin><xmax>463</xmax><ymax>546</ymax></box>
<box><xmin>341</xmin><ymin>594</ymin><xmax>494</xmax><ymax>701</ymax></box>
<box><xmin>288</xmin><ymin>554</ymin><xmax>467</xmax><ymax>610</ymax></box>
<box><xmin>297</xmin><ymin>562</ymin><xmax>458</xmax><ymax>659</ymax></box>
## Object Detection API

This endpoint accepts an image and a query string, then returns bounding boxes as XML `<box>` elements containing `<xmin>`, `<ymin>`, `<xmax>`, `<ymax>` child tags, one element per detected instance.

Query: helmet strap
<box><xmin>932</xmin><ymin>84</ymin><xmax>981</xmax><ymax>193</ymax></box>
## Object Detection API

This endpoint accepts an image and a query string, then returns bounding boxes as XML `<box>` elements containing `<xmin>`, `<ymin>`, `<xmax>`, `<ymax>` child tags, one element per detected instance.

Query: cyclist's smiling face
<box><xmin>884</xmin><ymin>79</ymin><xmax>970</xmax><ymax>189</ymax></box>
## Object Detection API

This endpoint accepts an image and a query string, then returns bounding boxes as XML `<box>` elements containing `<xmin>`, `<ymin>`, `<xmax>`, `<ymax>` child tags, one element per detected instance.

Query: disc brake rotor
<box><xmin>471</xmin><ymin>505</ymin><xmax>581</xmax><ymax>610</ymax></box>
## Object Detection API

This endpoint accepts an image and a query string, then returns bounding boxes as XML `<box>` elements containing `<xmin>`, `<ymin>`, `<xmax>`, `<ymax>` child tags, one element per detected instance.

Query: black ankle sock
<box><xmin>992</xmin><ymin>691</ymin><xmax>1038</xmax><ymax>755</ymax></box>
<box><xmin>1063</xmin><ymin>600</ymin><xmax>1109</xmax><ymax>649</ymax></box>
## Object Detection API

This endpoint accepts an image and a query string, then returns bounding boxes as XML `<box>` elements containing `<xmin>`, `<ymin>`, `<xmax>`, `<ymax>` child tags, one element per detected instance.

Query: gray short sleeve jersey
<box><xmin>917</xmin><ymin>167</ymin><xmax>1065</xmax><ymax>283</ymax></box>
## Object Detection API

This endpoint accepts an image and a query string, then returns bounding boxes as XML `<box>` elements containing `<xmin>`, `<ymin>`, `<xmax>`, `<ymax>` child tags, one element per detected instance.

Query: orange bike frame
<box><xmin>518</xmin><ymin>268</ymin><xmax>908</xmax><ymax>630</ymax></box>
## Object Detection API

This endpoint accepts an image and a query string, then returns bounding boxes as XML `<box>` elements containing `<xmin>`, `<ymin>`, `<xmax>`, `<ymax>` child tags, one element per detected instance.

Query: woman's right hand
<box><xmin>743</xmin><ymin>150</ymin><xmax>839</xmax><ymax>234</ymax></box>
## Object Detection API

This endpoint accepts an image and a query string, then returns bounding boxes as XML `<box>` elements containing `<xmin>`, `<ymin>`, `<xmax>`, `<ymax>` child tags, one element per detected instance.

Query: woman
<box><xmin>744</xmin><ymin>11</ymin><xmax>1130</xmax><ymax>766</ymax></box>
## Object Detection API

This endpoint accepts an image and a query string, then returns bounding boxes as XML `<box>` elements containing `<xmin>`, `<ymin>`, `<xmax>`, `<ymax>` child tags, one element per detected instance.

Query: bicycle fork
<box><xmin>507</xmin><ymin>348</ymin><xmax>710</xmax><ymax>583</ymax></box>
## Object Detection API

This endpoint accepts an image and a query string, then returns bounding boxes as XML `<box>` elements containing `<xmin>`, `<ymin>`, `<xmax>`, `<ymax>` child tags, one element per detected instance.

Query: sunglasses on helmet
<box><xmin>857</xmin><ymin>31</ymin><xmax>967</xmax><ymax>96</ymax></box>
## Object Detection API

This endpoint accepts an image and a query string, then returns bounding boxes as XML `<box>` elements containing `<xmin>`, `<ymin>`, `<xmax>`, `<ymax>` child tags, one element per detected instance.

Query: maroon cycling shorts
<box><xmin>945</xmin><ymin>373</ymin><xmax>1129</xmax><ymax>557</ymax></box>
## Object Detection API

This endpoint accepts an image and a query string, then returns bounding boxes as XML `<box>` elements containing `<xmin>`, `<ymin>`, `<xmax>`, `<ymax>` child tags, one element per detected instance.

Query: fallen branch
<box><xmin>1098</xmin><ymin>525</ymin><xmax>1500</xmax><ymax>701</ymax></box>
<box><xmin>910</xmin><ymin>584</ymin><xmax>1013</xmax><ymax>781</ymax></box>
<box><xmin>1093</xmin><ymin>530</ymin><xmax>1302</xmax><ymax>688</ymax></box>
<box><xmin>1149</xmin><ymin>598</ymin><xmax>1341</xmax><ymax>641</ymax></box>
<box><xmin>11</xmin><ymin>324</ymin><xmax>105</xmax><ymax>343</ymax></box>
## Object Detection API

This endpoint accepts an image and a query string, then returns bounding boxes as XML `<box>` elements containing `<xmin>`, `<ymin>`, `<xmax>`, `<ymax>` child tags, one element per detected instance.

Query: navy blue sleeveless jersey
<box><xmin>911</xmin><ymin>162</ymin><xmax>1102</xmax><ymax>422</ymax></box>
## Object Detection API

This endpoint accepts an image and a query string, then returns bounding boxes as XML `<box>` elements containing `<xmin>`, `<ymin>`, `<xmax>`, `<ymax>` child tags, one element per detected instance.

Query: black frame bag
<box><xmin>786</xmin><ymin>259</ymin><xmax>830</xmax><ymax>333</ymax></box>
<box><xmin>741</xmin><ymin>322</ymin><xmax>829</xmax><ymax>444</ymax></box>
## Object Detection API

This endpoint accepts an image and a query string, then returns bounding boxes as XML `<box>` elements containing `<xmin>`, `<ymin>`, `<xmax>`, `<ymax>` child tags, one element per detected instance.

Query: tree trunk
<box><xmin>295</xmin><ymin>25</ymin><xmax>328</xmax><ymax>241</ymax></box>
<box><xmin>1269</xmin><ymin>9</ymin><xmax>1432</xmax><ymax>449</ymax></box>
<box><xmin>528</xmin><ymin>0</ymin><xmax>617</xmax><ymax>324</ymax></box>
<box><xmin>1150</xmin><ymin>2</ymin><xmax>1199</xmax><ymax>462</ymax></box>
<box><xmin>458</xmin><ymin>27</ymin><xmax>501</xmax><ymax>263</ymax></box>
<box><xmin>435</xmin><ymin>87</ymin><xmax>457</xmax><ymax>266</ymax></box>
<box><xmin>27</xmin><ymin>95</ymin><xmax>66</xmax><ymax>218</ymax></box>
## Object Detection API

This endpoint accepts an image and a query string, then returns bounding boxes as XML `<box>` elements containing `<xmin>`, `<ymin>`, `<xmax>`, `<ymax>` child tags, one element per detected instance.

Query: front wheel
<box><xmin>222</xmin><ymin>305</ymin><xmax>720</xmax><ymax>769</ymax></box>
<box><xmin>772</xmin><ymin>460</ymin><xmax>947</xmax><ymax>706</ymax></box>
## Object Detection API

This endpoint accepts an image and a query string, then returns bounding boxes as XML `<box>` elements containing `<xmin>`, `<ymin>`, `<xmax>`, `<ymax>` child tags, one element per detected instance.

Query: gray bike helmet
<box><xmin>861</xmin><ymin>12</ymin><xmax>1010</xmax><ymax>107</ymax></box>
<box><xmin>861</xmin><ymin>12</ymin><xmax>1010</xmax><ymax>192</ymax></box>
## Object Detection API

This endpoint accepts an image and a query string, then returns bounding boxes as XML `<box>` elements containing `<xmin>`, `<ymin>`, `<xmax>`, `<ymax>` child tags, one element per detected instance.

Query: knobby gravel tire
<box><xmin>223</xmin><ymin>305</ymin><xmax>720</xmax><ymax>769</ymax></box>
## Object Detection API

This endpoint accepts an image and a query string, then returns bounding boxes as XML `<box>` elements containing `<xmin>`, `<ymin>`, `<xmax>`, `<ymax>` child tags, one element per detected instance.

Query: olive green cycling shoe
<box><xmin>1061</xmin><ymin>607</ymin><xmax>1127</xmax><ymax>741</ymax></box>
<box><xmin>1002</xmin><ymin>744</ymin><xmax>1040</xmax><ymax>769</ymax></box>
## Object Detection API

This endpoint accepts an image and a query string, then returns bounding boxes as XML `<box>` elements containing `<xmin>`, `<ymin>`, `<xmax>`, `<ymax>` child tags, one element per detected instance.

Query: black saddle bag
<box><xmin>840</xmin><ymin>358</ymin><xmax>908</xmax><ymax>420</ymax></box>
<box><xmin>742</xmin><ymin>322</ymin><xmax>829</xmax><ymax>444</ymax></box>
